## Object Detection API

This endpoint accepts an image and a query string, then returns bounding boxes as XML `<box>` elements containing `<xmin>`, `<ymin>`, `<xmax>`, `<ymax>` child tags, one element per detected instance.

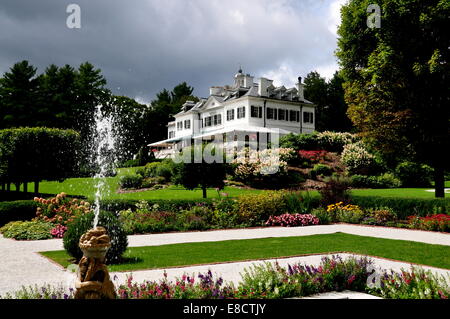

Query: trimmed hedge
<box><xmin>350</xmin><ymin>196</ymin><xmax>450</xmax><ymax>219</ymax></box>
<box><xmin>0</xmin><ymin>200</ymin><xmax>37</xmax><ymax>226</ymax></box>
<box><xmin>99</xmin><ymin>198</ymin><xmax>214</xmax><ymax>213</ymax></box>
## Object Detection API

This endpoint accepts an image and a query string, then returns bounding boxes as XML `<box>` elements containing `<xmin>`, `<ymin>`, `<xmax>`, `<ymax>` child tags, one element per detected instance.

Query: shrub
<box><xmin>341</xmin><ymin>142</ymin><xmax>376</xmax><ymax>174</ymax></box>
<box><xmin>0</xmin><ymin>200</ymin><xmax>37</xmax><ymax>226</ymax></box>
<box><xmin>210</xmin><ymin>198</ymin><xmax>240</xmax><ymax>228</ymax></box>
<box><xmin>279</xmin><ymin>132</ymin><xmax>319</xmax><ymax>150</ymax></box>
<box><xmin>365</xmin><ymin>207</ymin><xmax>397</xmax><ymax>225</ymax></box>
<box><xmin>33</xmin><ymin>193</ymin><xmax>91</xmax><ymax>226</ymax></box>
<box><xmin>318</xmin><ymin>175</ymin><xmax>351</xmax><ymax>205</ymax></box>
<box><xmin>265</xmin><ymin>214</ymin><xmax>319</xmax><ymax>227</ymax></box>
<box><xmin>141</xmin><ymin>177</ymin><xmax>166</xmax><ymax>189</ymax></box>
<box><xmin>63</xmin><ymin>211</ymin><xmax>128</xmax><ymax>263</ymax></box>
<box><xmin>350</xmin><ymin>173</ymin><xmax>401</xmax><ymax>189</ymax></box>
<box><xmin>50</xmin><ymin>224</ymin><xmax>68</xmax><ymax>238</ymax></box>
<box><xmin>407</xmin><ymin>214</ymin><xmax>450</xmax><ymax>232</ymax></box>
<box><xmin>311</xmin><ymin>208</ymin><xmax>331</xmax><ymax>225</ymax></box>
<box><xmin>0</xmin><ymin>220</ymin><xmax>53</xmax><ymax>240</ymax></box>
<box><xmin>298</xmin><ymin>150</ymin><xmax>328</xmax><ymax>164</ymax></box>
<box><xmin>395</xmin><ymin>161</ymin><xmax>434</xmax><ymax>187</ymax></box>
<box><xmin>316</xmin><ymin>131</ymin><xmax>359</xmax><ymax>153</ymax></box>
<box><xmin>119</xmin><ymin>159</ymin><xmax>140</xmax><ymax>168</ymax></box>
<box><xmin>236</xmin><ymin>191</ymin><xmax>286</xmax><ymax>226</ymax></box>
<box><xmin>119</xmin><ymin>174</ymin><xmax>143</xmax><ymax>189</ymax></box>
<box><xmin>118</xmin><ymin>201</ymin><xmax>178</xmax><ymax>234</ymax></box>
<box><xmin>143</xmin><ymin>162</ymin><xmax>162</xmax><ymax>178</ymax></box>
<box><xmin>99</xmin><ymin>198</ymin><xmax>214</xmax><ymax>214</ymax></box>
<box><xmin>232</xmin><ymin>148</ymin><xmax>292</xmax><ymax>188</ymax></box>
<box><xmin>310</xmin><ymin>164</ymin><xmax>333</xmax><ymax>179</ymax></box>
<box><xmin>176</xmin><ymin>205</ymin><xmax>213</xmax><ymax>231</ymax></box>
<box><xmin>281</xmin><ymin>191</ymin><xmax>318</xmax><ymax>214</ymax></box>
<box><xmin>350</xmin><ymin>196</ymin><xmax>450</xmax><ymax>219</ymax></box>
<box><xmin>326</xmin><ymin>202</ymin><xmax>365</xmax><ymax>223</ymax></box>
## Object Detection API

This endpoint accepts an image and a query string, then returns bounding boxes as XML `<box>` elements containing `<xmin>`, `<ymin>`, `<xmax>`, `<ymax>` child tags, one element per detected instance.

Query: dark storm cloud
<box><xmin>0</xmin><ymin>0</ymin><xmax>343</xmax><ymax>102</ymax></box>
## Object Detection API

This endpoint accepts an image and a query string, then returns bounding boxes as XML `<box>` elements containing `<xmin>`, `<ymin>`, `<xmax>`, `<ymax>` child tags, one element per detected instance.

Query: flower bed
<box><xmin>265</xmin><ymin>213</ymin><xmax>319</xmax><ymax>227</ymax></box>
<box><xmin>3</xmin><ymin>256</ymin><xmax>449</xmax><ymax>299</ymax></box>
<box><xmin>408</xmin><ymin>214</ymin><xmax>450</xmax><ymax>232</ymax></box>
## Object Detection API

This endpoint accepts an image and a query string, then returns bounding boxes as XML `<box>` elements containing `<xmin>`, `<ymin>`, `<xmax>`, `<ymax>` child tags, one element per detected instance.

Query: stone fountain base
<box><xmin>74</xmin><ymin>227</ymin><xmax>116</xmax><ymax>299</ymax></box>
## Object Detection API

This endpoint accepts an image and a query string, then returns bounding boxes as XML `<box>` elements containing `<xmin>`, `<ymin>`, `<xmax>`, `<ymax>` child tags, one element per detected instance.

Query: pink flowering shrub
<box><xmin>50</xmin><ymin>224</ymin><xmax>68</xmax><ymax>238</ymax></box>
<box><xmin>265</xmin><ymin>213</ymin><xmax>319</xmax><ymax>227</ymax></box>
<box><xmin>298</xmin><ymin>150</ymin><xmax>328</xmax><ymax>163</ymax></box>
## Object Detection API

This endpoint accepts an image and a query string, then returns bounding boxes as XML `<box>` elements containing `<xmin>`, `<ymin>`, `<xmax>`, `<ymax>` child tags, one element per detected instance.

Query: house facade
<box><xmin>149</xmin><ymin>69</ymin><xmax>316</xmax><ymax>158</ymax></box>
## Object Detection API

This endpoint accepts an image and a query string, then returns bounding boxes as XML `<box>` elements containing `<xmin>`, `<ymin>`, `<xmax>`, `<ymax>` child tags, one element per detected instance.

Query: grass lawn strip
<box><xmin>40</xmin><ymin>232</ymin><xmax>450</xmax><ymax>272</ymax></box>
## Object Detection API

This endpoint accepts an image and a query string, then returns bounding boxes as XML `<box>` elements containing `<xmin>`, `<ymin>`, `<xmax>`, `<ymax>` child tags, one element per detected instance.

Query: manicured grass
<box><xmin>10</xmin><ymin>167</ymin><xmax>263</xmax><ymax>200</ymax></box>
<box><xmin>40</xmin><ymin>233</ymin><xmax>450</xmax><ymax>272</ymax></box>
<box><xmin>351</xmin><ymin>188</ymin><xmax>449</xmax><ymax>199</ymax></box>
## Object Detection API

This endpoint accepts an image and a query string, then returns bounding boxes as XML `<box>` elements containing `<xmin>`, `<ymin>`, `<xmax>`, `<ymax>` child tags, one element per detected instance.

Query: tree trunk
<box><xmin>7</xmin><ymin>183</ymin><xmax>10</xmax><ymax>191</ymax></box>
<box><xmin>23</xmin><ymin>182</ymin><xmax>28</xmax><ymax>193</ymax></box>
<box><xmin>34</xmin><ymin>181</ymin><xmax>39</xmax><ymax>194</ymax></box>
<box><xmin>434</xmin><ymin>165</ymin><xmax>445</xmax><ymax>198</ymax></box>
<box><xmin>202</xmin><ymin>185</ymin><xmax>207</xmax><ymax>199</ymax></box>
<box><xmin>15</xmin><ymin>182</ymin><xmax>20</xmax><ymax>192</ymax></box>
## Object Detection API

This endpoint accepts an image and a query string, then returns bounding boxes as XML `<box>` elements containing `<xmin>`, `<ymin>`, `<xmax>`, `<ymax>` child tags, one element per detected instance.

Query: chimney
<box><xmin>296</xmin><ymin>76</ymin><xmax>305</xmax><ymax>101</ymax></box>
<box><xmin>210</xmin><ymin>86</ymin><xmax>223</xmax><ymax>96</ymax></box>
<box><xmin>243</xmin><ymin>74</ymin><xmax>254</xmax><ymax>88</ymax></box>
<box><xmin>258</xmin><ymin>77</ymin><xmax>273</xmax><ymax>97</ymax></box>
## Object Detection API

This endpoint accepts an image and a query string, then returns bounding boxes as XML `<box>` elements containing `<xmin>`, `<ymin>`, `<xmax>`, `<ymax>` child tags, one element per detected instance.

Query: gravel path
<box><xmin>1</xmin><ymin>224</ymin><xmax>449</xmax><ymax>296</ymax></box>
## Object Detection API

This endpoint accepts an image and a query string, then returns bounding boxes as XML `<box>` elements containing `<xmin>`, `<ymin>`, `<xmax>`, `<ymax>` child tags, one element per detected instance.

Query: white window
<box><xmin>213</xmin><ymin>114</ymin><xmax>222</xmax><ymax>126</ymax></box>
<box><xmin>237</xmin><ymin>107</ymin><xmax>246</xmax><ymax>119</ymax></box>
<box><xmin>184</xmin><ymin>120</ymin><xmax>191</xmax><ymax>129</ymax></box>
<box><xmin>267</xmin><ymin>107</ymin><xmax>278</xmax><ymax>120</ymax></box>
<box><xmin>227</xmin><ymin>109</ymin><xmax>235</xmax><ymax>121</ymax></box>
<box><xmin>177</xmin><ymin>122</ymin><xmax>183</xmax><ymax>130</ymax></box>
<box><xmin>278</xmin><ymin>109</ymin><xmax>288</xmax><ymax>121</ymax></box>
<box><xmin>251</xmin><ymin>105</ymin><xmax>263</xmax><ymax>118</ymax></box>
<box><xmin>289</xmin><ymin>110</ymin><xmax>298</xmax><ymax>122</ymax></box>
<box><xmin>204</xmin><ymin>117</ymin><xmax>212</xmax><ymax>127</ymax></box>
<box><xmin>303</xmin><ymin>112</ymin><xmax>314</xmax><ymax>124</ymax></box>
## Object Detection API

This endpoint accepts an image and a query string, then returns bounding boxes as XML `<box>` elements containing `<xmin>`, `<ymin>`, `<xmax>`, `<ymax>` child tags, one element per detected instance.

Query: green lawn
<box><xmin>11</xmin><ymin>167</ymin><xmax>263</xmax><ymax>200</ymax></box>
<box><xmin>10</xmin><ymin>167</ymin><xmax>449</xmax><ymax>200</ymax></box>
<box><xmin>350</xmin><ymin>188</ymin><xmax>447</xmax><ymax>199</ymax></box>
<box><xmin>40</xmin><ymin>233</ymin><xmax>450</xmax><ymax>272</ymax></box>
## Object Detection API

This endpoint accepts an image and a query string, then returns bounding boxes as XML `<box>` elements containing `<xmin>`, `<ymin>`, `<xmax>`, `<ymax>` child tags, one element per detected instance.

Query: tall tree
<box><xmin>0</xmin><ymin>61</ymin><xmax>39</xmax><ymax>128</ymax></box>
<box><xmin>144</xmin><ymin>83</ymin><xmax>199</xmax><ymax>145</ymax></box>
<box><xmin>337</xmin><ymin>0</ymin><xmax>449</xmax><ymax>197</ymax></box>
<box><xmin>304</xmin><ymin>71</ymin><xmax>353</xmax><ymax>132</ymax></box>
<box><xmin>304</xmin><ymin>71</ymin><xmax>328</xmax><ymax>132</ymax></box>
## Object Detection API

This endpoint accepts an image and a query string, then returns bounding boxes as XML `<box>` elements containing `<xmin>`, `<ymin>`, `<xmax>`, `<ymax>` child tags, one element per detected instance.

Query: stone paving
<box><xmin>1</xmin><ymin>224</ymin><xmax>449</xmax><ymax>296</ymax></box>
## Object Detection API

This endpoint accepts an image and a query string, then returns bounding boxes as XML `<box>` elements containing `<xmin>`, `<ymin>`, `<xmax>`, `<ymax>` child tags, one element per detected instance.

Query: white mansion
<box><xmin>149</xmin><ymin>69</ymin><xmax>315</xmax><ymax>158</ymax></box>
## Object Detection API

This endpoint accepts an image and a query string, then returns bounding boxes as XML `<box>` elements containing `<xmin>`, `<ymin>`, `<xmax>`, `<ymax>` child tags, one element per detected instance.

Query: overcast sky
<box><xmin>0</xmin><ymin>0</ymin><xmax>346</xmax><ymax>103</ymax></box>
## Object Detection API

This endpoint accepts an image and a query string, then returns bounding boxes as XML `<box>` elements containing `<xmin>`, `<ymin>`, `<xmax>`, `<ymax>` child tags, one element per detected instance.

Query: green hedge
<box><xmin>0</xmin><ymin>200</ymin><xmax>37</xmax><ymax>226</ymax></box>
<box><xmin>350</xmin><ymin>196</ymin><xmax>450</xmax><ymax>219</ymax></box>
<box><xmin>99</xmin><ymin>198</ymin><xmax>214</xmax><ymax>213</ymax></box>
